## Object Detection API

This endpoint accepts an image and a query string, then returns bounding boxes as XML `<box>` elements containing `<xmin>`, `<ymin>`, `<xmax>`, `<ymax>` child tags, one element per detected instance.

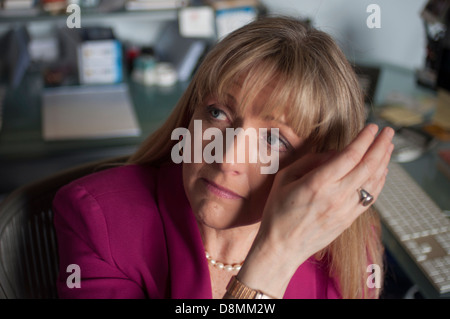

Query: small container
<box><xmin>132</xmin><ymin>55</ymin><xmax>157</xmax><ymax>85</ymax></box>
<box><xmin>155</xmin><ymin>63</ymin><xmax>177</xmax><ymax>87</ymax></box>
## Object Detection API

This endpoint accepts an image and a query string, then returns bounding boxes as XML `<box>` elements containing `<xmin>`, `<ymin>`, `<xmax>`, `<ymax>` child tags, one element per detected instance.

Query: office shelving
<box><xmin>0</xmin><ymin>8</ymin><xmax>178</xmax><ymax>24</ymax></box>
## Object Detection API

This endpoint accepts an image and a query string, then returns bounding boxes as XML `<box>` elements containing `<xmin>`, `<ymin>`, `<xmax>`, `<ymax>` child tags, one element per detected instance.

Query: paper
<box><xmin>379</xmin><ymin>106</ymin><xmax>424</xmax><ymax>126</ymax></box>
<box><xmin>42</xmin><ymin>84</ymin><xmax>141</xmax><ymax>141</ymax></box>
<box><xmin>178</xmin><ymin>6</ymin><xmax>215</xmax><ymax>38</ymax></box>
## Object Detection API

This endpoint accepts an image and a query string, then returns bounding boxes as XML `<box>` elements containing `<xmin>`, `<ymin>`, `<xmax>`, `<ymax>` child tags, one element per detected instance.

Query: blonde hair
<box><xmin>129</xmin><ymin>16</ymin><xmax>384</xmax><ymax>299</ymax></box>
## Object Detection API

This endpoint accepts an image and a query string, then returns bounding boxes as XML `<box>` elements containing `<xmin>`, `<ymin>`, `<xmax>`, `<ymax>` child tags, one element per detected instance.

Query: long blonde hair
<box><xmin>129</xmin><ymin>16</ymin><xmax>384</xmax><ymax>299</ymax></box>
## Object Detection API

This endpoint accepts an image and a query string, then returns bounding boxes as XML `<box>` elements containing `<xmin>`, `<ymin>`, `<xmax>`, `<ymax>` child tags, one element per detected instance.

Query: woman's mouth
<box><xmin>202</xmin><ymin>178</ymin><xmax>243</xmax><ymax>200</ymax></box>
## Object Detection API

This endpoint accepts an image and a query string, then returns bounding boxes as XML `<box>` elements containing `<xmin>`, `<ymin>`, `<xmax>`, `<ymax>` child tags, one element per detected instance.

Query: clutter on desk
<box><xmin>378</xmin><ymin>92</ymin><xmax>436</xmax><ymax>127</ymax></box>
<box><xmin>0</xmin><ymin>0</ymin><xmax>266</xmax><ymax>98</ymax></box>
<box><xmin>153</xmin><ymin>21</ymin><xmax>209</xmax><ymax>83</ymax></box>
<box><xmin>369</xmin><ymin>118</ymin><xmax>437</xmax><ymax>163</ymax></box>
<box><xmin>56</xmin><ymin>26</ymin><xmax>123</xmax><ymax>85</ymax></box>
<box><xmin>79</xmin><ymin>38</ymin><xmax>123</xmax><ymax>84</ymax></box>
<box><xmin>371</xmin><ymin>83</ymin><xmax>450</xmax><ymax>162</ymax></box>
<box><xmin>370</xmin><ymin>101</ymin><xmax>438</xmax><ymax>163</ymax></box>
<box><xmin>129</xmin><ymin>35</ymin><xmax>200</xmax><ymax>88</ymax></box>
<box><xmin>437</xmin><ymin>149</ymin><xmax>450</xmax><ymax>180</ymax></box>
<box><xmin>42</xmin><ymin>83</ymin><xmax>141</xmax><ymax>140</ymax></box>
<box><xmin>380</xmin><ymin>107</ymin><xmax>425</xmax><ymax>127</ymax></box>
<box><xmin>131</xmin><ymin>51</ymin><xmax>178</xmax><ymax>87</ymax></box>
<box><xmin>433</xmin><ymin>89</ymin><xmax>450</xmax><ymax>131</ymax></box>
<box><xmin>391</xmin><ymin>126</ymin><xmax>438</xmax><ymax>163</ymax></box>
<box><xmin>131</xmin><ymin>48</ymin><xmax>157</xmax><ymax>85</ymax></box>
<box><xmin>423</xmin><ymin>124</ymin><xmax>450</xmax><ymax>141</ymax></box>
<box><xmin>423</xmin><ymin>89</ymin><xmax>450</xmax><ymax>141</ymax></box>
<box><xmin>1</xmin><ymin>0</ymin><xmax>265</xmax><ymax>88</ymax></box>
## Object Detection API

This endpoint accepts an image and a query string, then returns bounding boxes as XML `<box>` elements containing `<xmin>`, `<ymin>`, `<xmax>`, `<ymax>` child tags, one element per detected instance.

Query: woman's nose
<box><xmin>218</xmin><ymin>128</ymin><xmax>259</xmax><ymax>174</ymax></box>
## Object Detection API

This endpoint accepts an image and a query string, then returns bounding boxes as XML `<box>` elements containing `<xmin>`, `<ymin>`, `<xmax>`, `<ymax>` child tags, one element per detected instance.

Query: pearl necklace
<box><xmin>205</xmin><ymin>251</ymin><xmax>243</xmax><ymax>272</ymax></box>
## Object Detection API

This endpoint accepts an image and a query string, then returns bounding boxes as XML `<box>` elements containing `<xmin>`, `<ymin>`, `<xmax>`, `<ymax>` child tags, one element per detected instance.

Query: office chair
<box><xmin>0</xmin><ymin>156</ymin><xmax>128</xmax><ymax>299</ymax></box>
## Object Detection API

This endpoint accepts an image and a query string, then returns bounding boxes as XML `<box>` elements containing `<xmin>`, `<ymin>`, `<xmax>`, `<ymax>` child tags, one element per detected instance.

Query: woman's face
<box><xmin>183</xmin><ymin>82</ymin><xmax>307</xmax><ymax>230</ymax></box>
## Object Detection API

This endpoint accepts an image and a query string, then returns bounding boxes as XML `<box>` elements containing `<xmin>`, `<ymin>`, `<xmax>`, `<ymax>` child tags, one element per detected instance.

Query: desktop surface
<box><xmin>375</xmin><ymin>160</ymin><xmax>450</xmax><ymax>298</ymax></box>
<box><xmin>358</xmin><ymin>62</ymin><xmax>450</xmax><ymax>298</ymax></box>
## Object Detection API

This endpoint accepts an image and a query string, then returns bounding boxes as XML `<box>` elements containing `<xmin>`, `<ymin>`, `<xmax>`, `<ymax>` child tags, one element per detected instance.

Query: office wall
<box><xmin>261</xmin><ymin>0</ymin><xmax>428</xmax><ymax>70</ymax></box>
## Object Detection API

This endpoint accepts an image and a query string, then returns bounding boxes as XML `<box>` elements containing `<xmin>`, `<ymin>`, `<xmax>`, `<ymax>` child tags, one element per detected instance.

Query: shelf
<box><xmin>0</xmin><ymin>8</ymin><xmax>178</xmax><ymax>24</ymax></box>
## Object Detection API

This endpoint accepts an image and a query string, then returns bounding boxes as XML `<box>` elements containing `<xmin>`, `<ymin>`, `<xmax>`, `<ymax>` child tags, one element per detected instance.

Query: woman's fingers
<box><xmin>313</xmin><ymin>124</ymin><xmax>380</xmax><ymax>182</ymax></box>
<box><xmin>276</xmin><ymin>124</ymin><xmax>393</xmax><ymax>215</ymax></box>
<box><xmin>340</xmin><ymin>126</ymin><xmax>394</xmax><ymax>206</ymax></box>
<box><xmin>277</xmin><ymin>151</ymin><xmax>337</xmax><ymax>186</ymax></box>
<box><xmin>278</xmin><ymin>124</ymin><xmax>391</xmax><ymax>190</ymax></box>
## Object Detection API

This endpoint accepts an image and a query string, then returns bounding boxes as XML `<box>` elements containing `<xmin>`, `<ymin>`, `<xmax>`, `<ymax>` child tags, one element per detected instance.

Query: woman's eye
<box><xmin>207</xmin><ymin>105</ymin><xmax>228</xmax><ymax>121</ymax></box>
<box><xmin>265</xmin><ymin>131</ymin><xmax>289</xmax><ymax>152</ymax></box>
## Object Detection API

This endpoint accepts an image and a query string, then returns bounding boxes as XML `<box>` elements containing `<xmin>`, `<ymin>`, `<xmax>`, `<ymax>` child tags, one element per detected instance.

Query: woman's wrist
<box><xmin>223</xmin><ymin>276</ymin><xmax>277</xmax><ymax>299</ymax></box>
<box><xmin>233</xmin><ymin>235</ymin><xmax>305</xmax><ymax>299</ymax></box>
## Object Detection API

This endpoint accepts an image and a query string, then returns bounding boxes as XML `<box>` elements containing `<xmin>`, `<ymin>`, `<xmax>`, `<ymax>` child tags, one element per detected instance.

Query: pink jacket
<box><xmin>53</xmin><ymin>162</ymin><xmax>340</xmax><ymax>298</ymax></box>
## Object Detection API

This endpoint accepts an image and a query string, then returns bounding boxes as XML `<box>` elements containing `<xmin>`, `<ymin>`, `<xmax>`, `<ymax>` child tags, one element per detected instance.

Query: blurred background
<box><xmin>0</xmin><ymin>0</ymin><xmax>449</xmax><ymax>299</ymax></box>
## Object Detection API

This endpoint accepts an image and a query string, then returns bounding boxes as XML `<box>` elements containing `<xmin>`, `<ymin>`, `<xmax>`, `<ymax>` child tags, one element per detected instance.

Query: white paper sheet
<box><xmin>42</xmin><ymin>84</ymin><xmax>141</xmax><ymax>141</ymax></box>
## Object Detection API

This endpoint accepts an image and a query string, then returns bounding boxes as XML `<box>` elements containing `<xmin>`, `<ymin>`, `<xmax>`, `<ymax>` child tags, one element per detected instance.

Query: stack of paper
<box><xmin>42</xmin><ymin>84</ymin><xmax>141</xmax><ymax>141</ymax></box>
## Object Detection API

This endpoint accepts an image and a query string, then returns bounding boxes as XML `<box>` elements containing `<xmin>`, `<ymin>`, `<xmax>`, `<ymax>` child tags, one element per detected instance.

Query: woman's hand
<box><xmin>236</xmin><ymin>124</ymin><xmax>394</xmax><ymax>298</ymax></box>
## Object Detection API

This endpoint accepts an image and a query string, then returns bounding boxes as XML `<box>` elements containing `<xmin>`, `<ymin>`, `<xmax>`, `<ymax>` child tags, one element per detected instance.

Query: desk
<box><xmin>381</xmin><ymin>147</ymin><xmax>450</xmax><ymax>299</ymax></box>
<box><xmin>371</xmin><ymin>63</ymin><xmax>450</xmax><ymax>211</ymax></box>
<box><xmin>0</xmin><ymin>69</ymin><xmax>187</xmax><ymax>193</ymax></box>
<box><xmin>362</xmin><ymin>62</ymin><xmax>450</xmax><ymax>298</ymax></box>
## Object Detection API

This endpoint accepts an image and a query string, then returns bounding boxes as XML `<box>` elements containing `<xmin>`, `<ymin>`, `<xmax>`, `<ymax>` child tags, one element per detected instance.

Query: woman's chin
<box><xmin>193</xmin><ymin>201</ymin><xmax>258</xmax><ymax>230</ymax></box>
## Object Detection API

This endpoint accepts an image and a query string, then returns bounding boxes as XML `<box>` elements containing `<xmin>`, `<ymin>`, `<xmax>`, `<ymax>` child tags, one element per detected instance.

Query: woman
<box><xmin>53</xmin><ymin>16</ymin><xmax>394</xmax><ymax>299</ymax></box>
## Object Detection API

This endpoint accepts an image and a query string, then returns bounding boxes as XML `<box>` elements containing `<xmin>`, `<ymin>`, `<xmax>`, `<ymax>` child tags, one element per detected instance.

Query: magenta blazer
<box><xmin>53</xmin><ymin>162</ymin><xmax>340</xmax><ymax>298</ymax></box>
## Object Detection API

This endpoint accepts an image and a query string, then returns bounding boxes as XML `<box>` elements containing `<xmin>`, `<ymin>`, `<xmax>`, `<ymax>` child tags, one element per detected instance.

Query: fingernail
<box><xmin>384</xmin><ymin>127</ymin><xmax>395</xmax><ymax>139</ymax></box>
<box><xmin>367</xmin><ymin>124</ymin><xmax>379</xmax><ymax>135</ymax></box>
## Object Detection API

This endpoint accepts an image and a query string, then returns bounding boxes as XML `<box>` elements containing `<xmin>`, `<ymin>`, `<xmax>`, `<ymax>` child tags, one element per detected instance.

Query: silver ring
<box><xmin>358</xmin><ymin>188</ymin><xmax>374</xmax><ymax>207</ymax></box>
